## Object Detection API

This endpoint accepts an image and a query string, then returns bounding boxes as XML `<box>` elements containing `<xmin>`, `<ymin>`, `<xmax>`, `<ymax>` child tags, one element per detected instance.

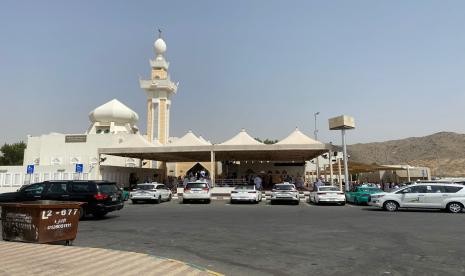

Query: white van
<box><xmin>369</xmin><ymin>183</ymin><xmax>465</xmax><ymax>213</ymax></box>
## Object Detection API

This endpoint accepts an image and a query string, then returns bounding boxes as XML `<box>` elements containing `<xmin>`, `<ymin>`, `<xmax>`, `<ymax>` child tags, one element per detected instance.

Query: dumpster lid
<box><xmin>0</xmin><ymin>200</ymin><xmax>84</xmax><ymax>208</ymax></box>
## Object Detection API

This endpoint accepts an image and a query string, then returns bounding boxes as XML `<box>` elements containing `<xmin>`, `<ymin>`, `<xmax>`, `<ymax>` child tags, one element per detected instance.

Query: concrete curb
<box><xmin>0</xmin><ymin>241</ymin><xmax>224</xmax><ymax>276</ymax></box>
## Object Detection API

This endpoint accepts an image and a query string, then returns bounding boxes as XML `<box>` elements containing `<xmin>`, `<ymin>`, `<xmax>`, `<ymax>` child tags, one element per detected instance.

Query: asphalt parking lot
<box><xmin>74</xmin><ymin>200</ymin><xmax>465</xmax><ymax>276</ymax></box>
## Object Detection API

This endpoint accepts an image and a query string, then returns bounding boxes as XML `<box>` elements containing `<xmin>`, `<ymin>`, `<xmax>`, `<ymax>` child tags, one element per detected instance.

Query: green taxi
<box><xmin>345</xmin><ymin>185</ymin><xmax>383</xmax><ymax>205</ymax></box>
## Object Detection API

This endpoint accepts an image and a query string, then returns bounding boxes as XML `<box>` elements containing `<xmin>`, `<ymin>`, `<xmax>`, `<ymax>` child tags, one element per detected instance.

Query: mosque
<box><xmin>0</xmin><ymin>34</ymin><xmax>346</xmax><ymax>193</ymax></box>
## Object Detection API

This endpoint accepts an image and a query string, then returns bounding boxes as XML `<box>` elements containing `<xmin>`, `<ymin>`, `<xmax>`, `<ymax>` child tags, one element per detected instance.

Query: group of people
<box><xmin>237</xmin><ymin>173</ymin><xmax>305</xmax><ymax>190</ymax></box>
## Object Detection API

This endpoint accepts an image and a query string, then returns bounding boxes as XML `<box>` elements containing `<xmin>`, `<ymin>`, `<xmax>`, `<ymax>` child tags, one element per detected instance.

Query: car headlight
<box><xmin>371</xmin><ymin>194</ymin><xmax>384</xmax><ymax>199</ymax></box>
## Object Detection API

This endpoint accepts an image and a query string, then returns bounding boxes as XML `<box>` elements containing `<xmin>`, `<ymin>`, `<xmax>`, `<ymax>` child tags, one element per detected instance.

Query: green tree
<box><xmin>254</xmin><ymin>138</ymin><xmax>279</xmax><ymax>144</ymax></box>
<box><xmin>0</xmin><ymin>142</ymin><xmax>27</xmax><ymax>165</ymax></box>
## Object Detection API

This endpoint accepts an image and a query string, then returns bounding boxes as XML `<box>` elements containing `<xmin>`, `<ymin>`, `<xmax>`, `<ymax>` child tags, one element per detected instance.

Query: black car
<box><xmin>0</xmin><ymin>180</ymin><xmax>124</xmax><ymax>219</ymax></box>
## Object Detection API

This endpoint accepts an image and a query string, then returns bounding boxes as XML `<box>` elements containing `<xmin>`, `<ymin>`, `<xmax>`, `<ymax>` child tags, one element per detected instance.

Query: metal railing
<box><xmin>214</xmin><ymin>179</ymin><xmax>249</xmax><ymax>187</ymax></box>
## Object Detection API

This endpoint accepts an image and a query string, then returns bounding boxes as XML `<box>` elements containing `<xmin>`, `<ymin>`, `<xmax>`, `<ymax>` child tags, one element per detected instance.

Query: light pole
<box><xmin>314</xmin><ymin>112</ymin><xmax>320</xmax><ymax>177</ymax></box>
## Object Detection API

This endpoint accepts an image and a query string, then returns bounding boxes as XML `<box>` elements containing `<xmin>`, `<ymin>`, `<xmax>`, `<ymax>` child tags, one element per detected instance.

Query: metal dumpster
<box><xmin>1</xmin><ymin>200</ymin><xmax>82</xmax><ymax>245</ymax></box>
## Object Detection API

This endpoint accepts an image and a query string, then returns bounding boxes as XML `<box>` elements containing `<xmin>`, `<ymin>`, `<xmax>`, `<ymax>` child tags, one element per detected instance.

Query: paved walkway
<box><xmin>0</xmin><ymin>241</ymin><xmax>222</xmax><ymax>276</ymax></box>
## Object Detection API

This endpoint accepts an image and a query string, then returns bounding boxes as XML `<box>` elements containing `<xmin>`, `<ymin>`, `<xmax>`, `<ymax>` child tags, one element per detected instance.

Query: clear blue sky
<box><xmin>1</xmin><ymin>0</ymin><xmax>464</xmax><ymax>145</ymax></box>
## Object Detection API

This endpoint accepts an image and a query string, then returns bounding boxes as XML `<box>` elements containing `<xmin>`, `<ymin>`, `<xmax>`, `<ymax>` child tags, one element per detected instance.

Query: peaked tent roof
<box><xmin>277</xmin><ymin>128</ymin><xmax>322</xmax><ymax>145</ymax></box>
<box><xmin>220</xmin><ymin>129</ymin><xmax>263</xmax><ymax>146</ymax></box>
<box><xmin>168</xmin><ymin>130</ymin><xmax>211</xmax><ymax>147</ymax></box>
<box><xmin>198</xmin><ymin>135</ymin><xmax>210</xmax><ymax>145</ymax></box>
<box><xmin>112</xmin><ymin>134</ymin><xmax>160</xmax><ymax>148</ymax></box>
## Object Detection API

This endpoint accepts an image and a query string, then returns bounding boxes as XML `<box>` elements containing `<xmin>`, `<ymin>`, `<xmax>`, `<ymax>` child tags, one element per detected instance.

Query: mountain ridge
<box><xmin>348</xmin><ymin>131</ymin><xmax>465</xmax><ymax>177</ymax></box>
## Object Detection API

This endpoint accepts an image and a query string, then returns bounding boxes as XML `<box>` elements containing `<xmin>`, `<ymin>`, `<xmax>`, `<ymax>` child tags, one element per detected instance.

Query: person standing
<box><xmin>254</xmin><ymin>175</ymin><xmax>262</xmax><ymax>190</ymax></box>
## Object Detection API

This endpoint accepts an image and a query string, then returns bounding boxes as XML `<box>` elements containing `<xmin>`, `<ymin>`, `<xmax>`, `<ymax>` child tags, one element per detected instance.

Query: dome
<box><xmin>89</xmin><ymin>99</ymin><xmax>139</xmax><ymax>124</ymax></box>
<box><xmin>154</xmin><ymin>38</ymin><xmax>167</xmax><ymax>54</ymax></box>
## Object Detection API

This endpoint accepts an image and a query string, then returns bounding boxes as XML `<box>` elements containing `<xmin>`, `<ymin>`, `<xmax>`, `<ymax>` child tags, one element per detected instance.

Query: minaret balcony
<box><xmin>139</xmin><ymin>79</ymin><xmax>177</xmax><ymax>92</ymax></box>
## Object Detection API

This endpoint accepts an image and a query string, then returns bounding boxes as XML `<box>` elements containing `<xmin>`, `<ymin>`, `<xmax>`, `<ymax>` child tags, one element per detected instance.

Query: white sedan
<box><xmin>130</xmin><ymin>183</ymin><xmax>172</xmax><ymax>204</ymax></box>
<box><xmin>309</xmin><ymin>186</ymin><xmax>346</xmax><ymax>205</ymax></box>
<box><xmin>270</xmin><ymin>183</ymin><xmax>300</xmax><ymax>205</ymax></box>
<box><xmin>230</xmin><ymin>185</ymin><xmax>262</xmax><ymax>204</ymax></box>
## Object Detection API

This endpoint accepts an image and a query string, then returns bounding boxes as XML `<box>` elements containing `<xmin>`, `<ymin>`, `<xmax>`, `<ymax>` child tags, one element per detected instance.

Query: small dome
<box><xmin>154</xmin><ymin>38</ymin><xmax>166</xmax><ymax>54</ymax></box>
<box><xmin>89</xmin><ymin>99</ymin><xmax>139</xmax><ymax>124</ymax></box>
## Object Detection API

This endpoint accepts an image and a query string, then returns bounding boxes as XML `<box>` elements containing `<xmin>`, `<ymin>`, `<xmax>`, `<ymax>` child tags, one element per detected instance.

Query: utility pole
<box><xmin>314</xmin><ymin>112</ymin><xmax>320</xmax><ymax>177</ymax></box>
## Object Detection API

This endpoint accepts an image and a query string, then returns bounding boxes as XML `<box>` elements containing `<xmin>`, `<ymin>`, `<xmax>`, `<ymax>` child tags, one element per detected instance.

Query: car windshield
<box><xmin>187</xmin><ymin>183</ymin><xmax>208</xmax><ymax>189</ymax></box>
<box><xmin>274</xmin><ymin>185</ymin><xmax>294</xmax><ymax>190</ymax></box>
<box><xmin>137</xmin><ymin>184</ymin><xmax>155</xmax><ymax>190</ymax></box>
<box><xmin>235</xmin><ymin>185</ymin><xmax>255</xmax><ymax>190</ymax></box>
<box><xmin>391</xmin><ymin>187</ymin><xmax>406</xmax><ymax>193</ymax></box>
<box><xmin>358</xmin><ymin>188</ymin><xmax>382</xmax><ymax>193</ymax></box>
<box><xmin>319</xmin><ymin>186</ymin><xmax>339</xmax><ymax>192</ymax></box>
<box><xmin>98</xmin><ymin>183</ymin><xmax>118</xmax><ymax>194</ymax></box>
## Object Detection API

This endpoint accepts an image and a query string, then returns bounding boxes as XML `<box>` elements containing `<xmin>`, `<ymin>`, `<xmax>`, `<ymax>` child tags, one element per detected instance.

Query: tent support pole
<box><xmin>329</xmin><ymin>149</ymin><xmax>333</xmax><ymax>185</ymax></box>
<box><xmin>210</xmin><ymin>150</ymin><xmax>215</xmax><ymax>187</ymax></box>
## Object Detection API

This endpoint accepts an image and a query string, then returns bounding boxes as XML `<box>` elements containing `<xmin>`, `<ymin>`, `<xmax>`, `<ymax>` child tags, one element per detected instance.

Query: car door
<box><xmin>345</xmin><ymin>189</ymin><xmax>355</xmax><ymax>202</ymax></box>
<box><xmin>21</xmin><ymin>182</ymin><xmax>47</xmax><ymax>201</ymax></box>
<box><xmin>69</xmin><ymin>182</ymin><xmax>96</xmax><ymax>208</ymax></box>
<box><xmin>43</xmin><ymin>181</ymin><xmax>70</xmax><ymax>201</ymax></box>
<box><xmin>399</xmin><ymin>185</ymin><xmax>428</xmax><ymax>208</ymax></box>
<box><xmin>423</xmin><ymin>185</ymin><xmax>446</xmax><ymax>208</ymax></box>
<box><xmin>159</xmin><ymin>185</ymin><xmax>169</xmax><ymax>199</ymax></box>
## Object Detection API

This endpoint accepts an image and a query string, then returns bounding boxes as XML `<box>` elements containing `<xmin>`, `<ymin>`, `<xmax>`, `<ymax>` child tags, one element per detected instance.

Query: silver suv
<box><xmin>369</xmin><ymin>183</ymin><xmax>465</xmax><ymax>213</ymax></box>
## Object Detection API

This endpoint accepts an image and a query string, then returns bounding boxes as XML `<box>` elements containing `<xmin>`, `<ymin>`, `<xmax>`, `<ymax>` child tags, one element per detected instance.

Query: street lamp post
<box><xmin>314</xmin><ymin>112</ymin><xmax>320</xmax><ymax>177</ymax></box>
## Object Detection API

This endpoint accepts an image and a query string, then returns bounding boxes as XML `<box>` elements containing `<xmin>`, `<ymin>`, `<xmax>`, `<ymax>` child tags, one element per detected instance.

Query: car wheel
<box><xmin>79</xmin><ymin>207</ymin><xmax>86</xmax><ymax>220</ymax></box>
<box><xmin>341</xmin><ymin>202</ymin><xmax>346</xmax><ymax>206</ymax></box>
<box><xmin>155</xmin><ymin>196</ymin><xmax>161</xmax><ymax>204</ymax></box>
<box><xmin>131</xmin><ymin>200</ymin><xmax>138</xmax><ymax>204</ymax></box>
<box><xmin>230</xmin><ymin>199</ymin><xmax>235</xmax><ymax>204</ymax></box>
<box><xmin>182</xmin><ymin>198</ymin><xmax>188</xmax><ymax>204</ymax></box>
<box><xmin>447</xmin><ymin>202</ymin><xmax>463</xmax><ymax>213</ymax></box>
<box><xmin>168</xmin><ymin>194</ymin><xmax>172</xmax><ymax>202</ymax></box>
<box><xmin>383</xmin><ymin>201</ymin><xmax>399</xmax><ymax>212</ymax></box>
<box><xmin>295</xmin><ymin>200</ymin><xmax>300</xmax><ymax>205</ymax></box>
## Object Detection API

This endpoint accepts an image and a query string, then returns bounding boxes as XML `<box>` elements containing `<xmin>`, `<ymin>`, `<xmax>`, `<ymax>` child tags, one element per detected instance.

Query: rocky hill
<box><xmin>348</xmin><ymin>132</ymin><xmax>465</xmax><ymax>177</ymax></box>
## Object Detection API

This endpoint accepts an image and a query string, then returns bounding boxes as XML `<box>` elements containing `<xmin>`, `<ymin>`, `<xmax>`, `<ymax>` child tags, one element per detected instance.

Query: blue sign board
<box><xmin>75</xmin><ymin>163</ymin><xmax>83</xmax><ymax>173</ymax></box>
<box><xmin>26</xmin><ymin>165</ymin><xmax>34</xmax><ymax>174</ymax></box>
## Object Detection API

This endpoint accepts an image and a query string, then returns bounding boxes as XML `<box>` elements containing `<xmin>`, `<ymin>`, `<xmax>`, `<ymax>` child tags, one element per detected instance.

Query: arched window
<box><xmin>126</xmin><ymin>158</ymin><xmax>136</xmax><ymax>168</ymax></box>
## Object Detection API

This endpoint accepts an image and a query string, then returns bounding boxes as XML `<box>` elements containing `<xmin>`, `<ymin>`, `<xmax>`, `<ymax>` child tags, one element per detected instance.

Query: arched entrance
<box><xmin>186</xmin><ymin>163</ymin><xmax>210</xmax><ymax>180</ymax></box>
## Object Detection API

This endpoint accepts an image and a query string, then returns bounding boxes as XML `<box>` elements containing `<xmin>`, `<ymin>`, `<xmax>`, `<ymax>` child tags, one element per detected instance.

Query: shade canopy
<box><xmin>220</xmin><ymin>129</ymin><xmax>263</xmax><ymax>145</ymax></box>
<box><xmin>277</xmin><ymin>127</ymin><xmax>322</xmax><ymax>145</ymax></box>
<box><xmin>99</xmin><ymin>128</ymin><xmax>337</xmax><ymax>162</ymax></box>
<box><xmin>321</xmin><ymin>161</ymin><xmax>406</xmax><ymax>174</ymax></box>
<box><xmin>168</xmin><ymin>130</ymin><xmax>211</xmax><ymax>146</ymax></box>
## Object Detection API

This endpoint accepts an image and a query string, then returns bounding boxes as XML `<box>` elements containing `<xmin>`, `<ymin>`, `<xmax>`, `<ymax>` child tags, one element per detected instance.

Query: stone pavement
<box><xmin>0</xmin><ymin>241</ymin><xmax>222</xmax><ymax>276</ymax></box>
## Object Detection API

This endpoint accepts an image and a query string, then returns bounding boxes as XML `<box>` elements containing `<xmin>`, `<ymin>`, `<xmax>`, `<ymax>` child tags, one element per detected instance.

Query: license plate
<box><xmin>111</xmin><ymin>196</ymin><xmax>117</xmax><ymax>201</ymax></box>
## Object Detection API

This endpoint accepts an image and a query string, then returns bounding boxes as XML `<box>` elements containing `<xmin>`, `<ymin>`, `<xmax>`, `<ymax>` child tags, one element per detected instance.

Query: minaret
<box><xmin>140</xmin><ymin>31</ymin><xmax>178</xmax><ymax>145</ymax></box>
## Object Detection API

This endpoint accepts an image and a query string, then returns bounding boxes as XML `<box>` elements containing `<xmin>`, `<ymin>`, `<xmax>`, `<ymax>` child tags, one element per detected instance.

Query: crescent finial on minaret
<box><xmin>158</xmin><ymin>28</ymin><xmax>162</xmax><ymax>39</ymax></box>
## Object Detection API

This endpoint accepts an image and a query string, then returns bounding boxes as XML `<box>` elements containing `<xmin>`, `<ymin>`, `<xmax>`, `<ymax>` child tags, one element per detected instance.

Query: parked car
<box><xmin>129</xmin><ymin>183</ymin><xmax>172</xmax><ymax>204</ymax></box>
<box><xmin>309</xmin><ymin>186</ymin><xmax>345</xmax><ymax>205</ymax></box>
<box><xmin>0</xmin><ymin>180</ymin><xmax>123</xmax><ymax>219</ymax></box>
<box><xmin>183</xmin><ymin>181</ymin><xmax>211</xmax><ymax>203</ymax></box>
<box><xmin>121</xmin><ymin>187</ymin><xmax>130</xmax><ymax>201</ymax></box>
<box><xmin>369</xmin><ymin>183</ymin><xmax>465</xmax><ymax>213</ymax></box>
<box><xmin>270</xmin><ymin>183</ymin><xmax>300</xmax><ymax>205</ymax></box>
<box><xmin>230</xmin><ymin>185</ymin><xmax>262</xmax><ymax>204</ymax></box>
<box><xmin>345</xmin><ymin>185</ymin><xmax>383</xmax><ymax>205</ymax></box>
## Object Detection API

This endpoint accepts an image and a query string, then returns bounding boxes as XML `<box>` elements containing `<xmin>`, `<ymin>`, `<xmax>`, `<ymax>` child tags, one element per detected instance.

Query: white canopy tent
<box><xmin>98</xmin><ymin>128</ymin><xmax>338</xmax><ymax>185</ymax></box>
